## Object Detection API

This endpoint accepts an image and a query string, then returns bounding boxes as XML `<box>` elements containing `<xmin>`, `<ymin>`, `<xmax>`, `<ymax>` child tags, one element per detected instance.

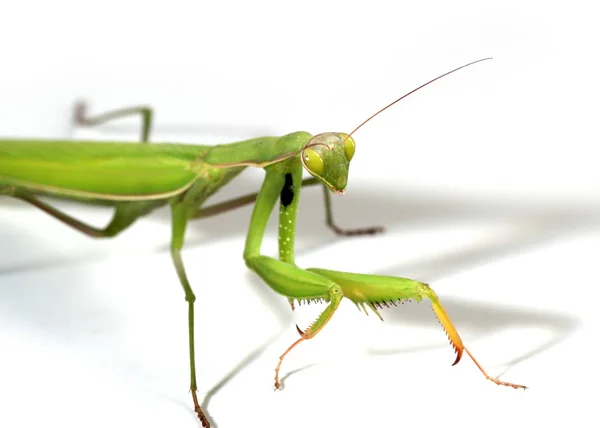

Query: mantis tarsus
<box><xmin>0</xmin><ymin>57</ymin><xmax>526</xmax><ymax>427</ymax></box>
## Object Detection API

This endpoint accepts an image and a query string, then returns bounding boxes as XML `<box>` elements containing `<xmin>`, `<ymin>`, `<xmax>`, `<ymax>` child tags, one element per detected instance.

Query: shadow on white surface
<box><xmin>5</xmin><ymin>176</ymin><xmax>597</xmax><ymax>272</ymax></box>
<box><xmin>200</xmin><ymin>332</ymin><xmax>284</xmax><ymax>428</ymax></box>
<box><xmin>0</xmin><ymin>152</ymin><xmax>591</xmax><ymax>427</ymax></box>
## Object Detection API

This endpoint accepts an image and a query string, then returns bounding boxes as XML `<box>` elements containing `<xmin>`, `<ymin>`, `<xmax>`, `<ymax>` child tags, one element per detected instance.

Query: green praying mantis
<box><xmin>0</xmin><ymin>58</ymin><xmax>526</xmax><ymax>427</ymax></box>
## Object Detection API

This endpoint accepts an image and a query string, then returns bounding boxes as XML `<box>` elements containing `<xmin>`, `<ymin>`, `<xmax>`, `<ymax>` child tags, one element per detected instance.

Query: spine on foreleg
<box><xmin>305</xmin><ymin>268</ymin><xmax>465</xmax><ymax>363</ymax></box>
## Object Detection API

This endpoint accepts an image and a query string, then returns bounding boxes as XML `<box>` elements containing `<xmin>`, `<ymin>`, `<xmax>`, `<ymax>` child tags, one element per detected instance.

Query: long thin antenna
<box><xmin>346</xmin><ymin>57</ymin><xmax>492</xmax><ymax>139</ymax></box>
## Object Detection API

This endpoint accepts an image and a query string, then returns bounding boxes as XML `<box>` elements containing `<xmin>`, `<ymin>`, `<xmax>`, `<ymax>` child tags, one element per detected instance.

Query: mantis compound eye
<box><xmin>340</xmin><ymin>133</ymin><xmax>355</xmax><ymax>161</ymax></box>
<box><xmin>303</xmin><ymin>147</ymin><xmax>324</xmax><ymax>176</ymax></box>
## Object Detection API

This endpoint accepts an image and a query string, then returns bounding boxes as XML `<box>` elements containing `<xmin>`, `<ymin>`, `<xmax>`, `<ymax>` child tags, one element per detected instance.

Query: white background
<box><xmin>1</xmin><ymin>1</ymin><xmax>598</xmax><ymax>427</ymax></box>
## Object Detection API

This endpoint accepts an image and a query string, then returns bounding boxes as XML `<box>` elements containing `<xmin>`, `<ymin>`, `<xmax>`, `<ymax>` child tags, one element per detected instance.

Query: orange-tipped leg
<box><xmin>464</xmin><ymin>347</ymin><xmax>527</xmax><ymax>390</ymax></box>
<box><xmin>274</xmin><ymin>330</ymin><xmax>306</xmax><ymax>390</ymax></box>
<box><xmin>274</xmin><ymin>286</ymin><xmax>342</xmax><ymax>390</ymax></box>
<box><xmin>426</xmin><ymin>285</ymin><xmax>527</xmax><ymax>390</ymax></box>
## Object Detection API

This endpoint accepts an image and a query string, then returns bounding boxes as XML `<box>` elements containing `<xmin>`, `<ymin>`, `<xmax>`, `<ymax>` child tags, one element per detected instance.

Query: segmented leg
<box><xmin>310</xmin><ymin>267</ymin><xmax>528</xmax><ymax>390</ymax></box>
<box><xmin>193</xmin><ymin>176</ymin><xmax>385</xmax><ymax>237</ymax></box>
<box><xmin>14</xmin><ymin>192</ymin><xmax>156</xmax><ymax>238</ymax></box>
<box><xmin>73</xmin><ymin>100</ymin><xmax>153</xmax><ymax>143</ymax></box>
<box><xmin>11</xmin><ymin>190</ymin><xmax>212</xmax><ymax>425</ymax></box>
<box><xmin>241</xmin><ymin>163</ymin><xmax>349</xmax><ymax>389</ymax></box>
<box><xmin>423</xmin><ymin>285</ymin><xmax>526</xmax><ymax>389</ymax></box>
<box><xmin>171</xmin><ymin>202</ymin><xmax>210</xmax><ymax>427</ymax></box>
<box><xmin>322</xmin><ymin>184</ymin><xmax>384</xmax><ymax>236</ymax></box>
<box><xmin>190</xmin><ymin>177</ymin><xmax>317</xmax><ymax>219</ymax></box>
<box><xmin>274</xmin><ymin>284</ymin><xmax>342</xmax><ymax>389</ymax></box>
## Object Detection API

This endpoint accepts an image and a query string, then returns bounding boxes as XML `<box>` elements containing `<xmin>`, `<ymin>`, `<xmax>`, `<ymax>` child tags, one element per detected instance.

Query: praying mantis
<box><xmin>0</xmin><ymin>58</ymin><xmax>526</xmax><ymax>427</ymax></box>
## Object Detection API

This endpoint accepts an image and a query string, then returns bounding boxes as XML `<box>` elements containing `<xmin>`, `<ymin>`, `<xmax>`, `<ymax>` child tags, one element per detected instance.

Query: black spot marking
<box><xmin>280</xmin><ymin>173</ymin><xmax>294</xmax><ymax>207</ymax></box>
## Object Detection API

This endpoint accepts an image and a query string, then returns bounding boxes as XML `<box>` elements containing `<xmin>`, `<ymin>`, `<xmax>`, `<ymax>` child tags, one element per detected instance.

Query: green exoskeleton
<box><xmin>0</xmin><ymin>58</ymin><xmax>525</xmax><ymax>427</ymax></box>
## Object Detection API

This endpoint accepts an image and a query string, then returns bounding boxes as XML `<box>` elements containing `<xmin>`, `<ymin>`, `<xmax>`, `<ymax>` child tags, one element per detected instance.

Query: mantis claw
<box><xmin>427</xmin><ymin>291</ymin><xmax>526</xmax><ymax>389</ymax></box>
<box><xmin>451</xmin><ymin>343</ymin><xmax>463</xmax><ymax>366</ymax></box>
<box><xmin>190</xmin><ymin>388</ymin><xmax>210</xmax><ymax>427</ymax></box>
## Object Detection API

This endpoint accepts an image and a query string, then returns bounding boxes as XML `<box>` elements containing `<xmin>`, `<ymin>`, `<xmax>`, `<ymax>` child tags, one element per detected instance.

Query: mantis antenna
<box><xmin>345</xmin><ymin>57</ymin><xmax>493</xmax><ymax>140</ymax></box>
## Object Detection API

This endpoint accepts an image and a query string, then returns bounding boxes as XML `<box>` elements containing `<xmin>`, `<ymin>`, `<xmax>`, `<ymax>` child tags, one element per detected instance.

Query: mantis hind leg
<box><xmin>73</xmin><ymin>101</ymin><xmax>153</xmax><ymax>143</ymax></box>
<box><xmin>14</xmin><ymin>192</ymin><xmax>155</xmax><ymax>238</ymax></box>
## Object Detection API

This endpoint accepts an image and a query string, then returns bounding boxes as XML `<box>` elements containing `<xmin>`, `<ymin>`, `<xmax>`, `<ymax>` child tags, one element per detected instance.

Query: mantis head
<box><xmin>299</xmin><ymin>58</ymin><xmax>494</xmax><ymax>196</ymax></box>
<box><xmin>299</xmin><ymin>58</ymin><xmax>493</xmax><ymax>196</ymax></box>
<box><xmin>300</xmin><ymin>132</ymin><xmax>355</xmax><ymax>195</ymax></box>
